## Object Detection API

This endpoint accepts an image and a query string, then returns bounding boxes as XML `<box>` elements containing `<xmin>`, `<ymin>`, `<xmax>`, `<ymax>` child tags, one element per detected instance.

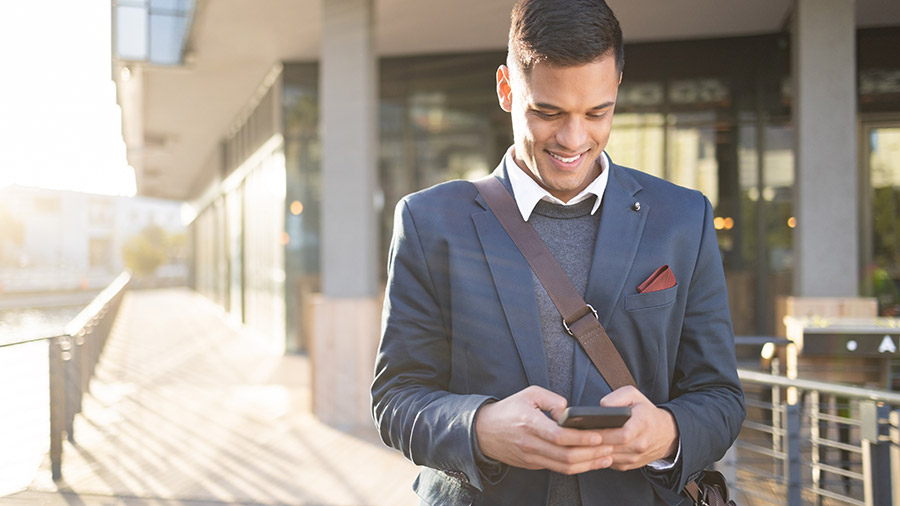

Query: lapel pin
<box><xmin>632</xmin><ymin>201</ymin><xmax>641</xmax><ymax>211</ymax></box>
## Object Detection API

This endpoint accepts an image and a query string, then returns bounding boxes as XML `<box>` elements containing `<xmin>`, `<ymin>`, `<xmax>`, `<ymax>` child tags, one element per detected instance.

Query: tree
<box><xmin>122</xmin><ymin>225</ymin><xmax>169</xmax><ymax>277</ymax></box>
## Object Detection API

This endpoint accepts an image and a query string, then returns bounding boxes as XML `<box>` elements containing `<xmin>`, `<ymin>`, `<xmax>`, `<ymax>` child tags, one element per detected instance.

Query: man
<box><xmin>372</xmin><ymin>1</ymin><xmax>745</xmax><ymax>504</ymax></box>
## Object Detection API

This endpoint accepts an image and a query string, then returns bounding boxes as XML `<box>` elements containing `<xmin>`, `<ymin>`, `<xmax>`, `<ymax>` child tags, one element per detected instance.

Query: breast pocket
<box><xmin>624</xmin><ymin>285</ymin><xmax>677</xmax><ymax>311</ymax></box>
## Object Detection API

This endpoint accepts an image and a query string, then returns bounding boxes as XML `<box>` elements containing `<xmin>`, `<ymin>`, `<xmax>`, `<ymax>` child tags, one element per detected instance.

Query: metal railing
<box><xmin>0</xmin><ymin>272</ymin><xmax>130</xmax><ymax>481</ymax></box>
<box><xmin>730</xmin><ymin>367</ymin><xmax>900</xmax><ymax>505</ymax></box>
<box><xmin>5</xmin><ymin>300</ymin><xmax>900</xmax><ymax>500</ymax></box>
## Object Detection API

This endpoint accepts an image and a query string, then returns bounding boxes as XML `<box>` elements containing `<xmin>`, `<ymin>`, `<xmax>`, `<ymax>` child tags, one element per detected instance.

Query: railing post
<box><xmin>35</xmin><ymin>272</ymin><xmax>131</xmax><ymax>484</ymax></box>
<box><xmin>785</xmin><ymin>402</ymin><xmax>803</xmax><ymax>506</ymax></box>
<box><xmin>79</xmin><ymin>327</ymin><xmax>90</xmax><ymax>395</ymax></box>
<box><xmin>48</xmin><ymin>336</ymin><xmax>65</xmax><ymax>481</ymax></box>
<box><xmin>890</xmin><ymin>410</ymin><xmax>900</xmax><ymax>506</ymax></box>
<box><xmin>772</xmin><ymin>358</ymin><xmax>783</xmax><ymax>477</ymax></box>
<box><xmin>810</xmin><ymin>390</ymin><xmax>823</xmax><ymax>504</ymax></box>
<box><xmin>64</xmin><ymin>335</ymin><xmax>78</xmax><ymax>443</ymax></box>
<box><xmin>861</xmin><ymin>401</ymin><xmax>891</xmax><ymax>506</ymax></box>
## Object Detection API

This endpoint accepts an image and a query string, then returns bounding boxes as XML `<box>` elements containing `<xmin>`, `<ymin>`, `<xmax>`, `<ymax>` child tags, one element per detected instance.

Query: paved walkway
<box><xmin>2</xmin><ymin>288</ymin><xmax>419</xmax><ymax>506</ymax></box>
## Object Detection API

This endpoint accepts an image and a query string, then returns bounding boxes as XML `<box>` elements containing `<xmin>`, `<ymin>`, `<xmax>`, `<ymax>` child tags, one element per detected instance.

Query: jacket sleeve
<box><xmin>656</xmin><ymin>195</ymin><xmax>746</xmax><ymax>495</ymax></box>
<box><xmin>371</xmin><ymin>198</ymin><xmax>496</xmax><ymax>490</ymax></box>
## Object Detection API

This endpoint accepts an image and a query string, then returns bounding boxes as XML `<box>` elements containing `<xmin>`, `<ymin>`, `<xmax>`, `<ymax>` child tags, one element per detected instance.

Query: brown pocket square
<box><xmin>637</xmin><ymin>265</ymin><xmax>676</xmax><ymax>293</ymax></box>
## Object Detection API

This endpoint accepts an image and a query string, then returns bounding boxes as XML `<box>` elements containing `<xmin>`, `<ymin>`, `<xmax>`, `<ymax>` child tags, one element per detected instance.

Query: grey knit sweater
<box><xmin>529</xmin><ymin>196</ymin><xmax>600</xmax><ymax>506</ymax></box>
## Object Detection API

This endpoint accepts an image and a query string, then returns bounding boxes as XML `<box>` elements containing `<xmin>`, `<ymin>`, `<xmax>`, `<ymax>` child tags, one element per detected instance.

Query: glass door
<box><xmin>863</xmin><ymin>122</ymin><xmax>900</xmax><ymax>316</ymax></box>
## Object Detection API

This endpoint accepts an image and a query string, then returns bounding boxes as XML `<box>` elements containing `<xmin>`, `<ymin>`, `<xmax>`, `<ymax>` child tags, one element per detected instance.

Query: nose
<box><xmin>556</xmin><ymin>116</ymin><xmax>588</xmax><ymax>151</ymax></box>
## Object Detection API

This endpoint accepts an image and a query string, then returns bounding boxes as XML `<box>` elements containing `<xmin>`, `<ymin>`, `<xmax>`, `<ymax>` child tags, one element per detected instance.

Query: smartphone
<box><xmin>557</xmin><ymin>406</ymin><xmax>631</xmax><ymax>429</ymax></box>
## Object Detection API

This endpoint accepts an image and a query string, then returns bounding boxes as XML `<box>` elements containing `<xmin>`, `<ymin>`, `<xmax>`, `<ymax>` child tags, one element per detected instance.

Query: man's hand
<box><xmin>597</xmin><ymin>385</ymin><xmax>680</xmax><ymax>471</ymax></box>
<box><xmin>474</xmin><ymin>385</ymin><xmax>613</xmax><ymax>474</ymax></box>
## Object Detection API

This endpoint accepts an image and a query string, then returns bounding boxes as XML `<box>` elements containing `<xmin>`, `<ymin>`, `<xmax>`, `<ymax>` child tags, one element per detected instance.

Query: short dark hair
<box><xmin>507</xmin><ymin>0</ymin><xmax>624</xmax><ymax>76</ymax></box>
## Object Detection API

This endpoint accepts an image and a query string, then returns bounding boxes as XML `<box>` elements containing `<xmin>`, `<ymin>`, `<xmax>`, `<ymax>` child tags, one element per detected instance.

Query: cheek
<box><xmin>590</xmin><ymin>121</ymin><xmax>614</xmax><ymax>146</ymax></box>
<box><xmin>510</xmin><ymin>110</ymin><xmax>528</xmax><ymax>138</ymax></box>
<box><xmin>521</xmin><ymin>117</ymin><xmax>553</xmax><ymax>145</ymax></box>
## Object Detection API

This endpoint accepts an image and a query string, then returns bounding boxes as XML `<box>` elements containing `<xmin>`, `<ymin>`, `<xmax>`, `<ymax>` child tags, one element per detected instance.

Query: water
<box><xmin>0</xmin><ymin>338</ymin><xmax>50</xmax><ymax>495</ymax></box>
<box><xmin>0</xmin><ymin>297</ymin><xmax>98</xmax><ymax>493</ymax></box>
<box><xmin>0</xmin><ymin>305</ymin><xmax>83</xmax><ymax>346</ymax></box>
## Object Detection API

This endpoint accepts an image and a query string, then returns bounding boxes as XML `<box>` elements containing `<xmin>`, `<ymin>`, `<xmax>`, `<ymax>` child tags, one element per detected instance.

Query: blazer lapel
<box><xmin>572</xmin><ymin>162</ymin><xmax>647</xmax><ymax>403</ymax></box>
<box><xmin>471</xmin><ymin>163</ymin><xmax>550</xmax><ymax>390</ymax></box>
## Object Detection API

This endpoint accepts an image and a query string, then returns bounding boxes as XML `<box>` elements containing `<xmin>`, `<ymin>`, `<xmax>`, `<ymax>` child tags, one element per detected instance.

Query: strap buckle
<box><xmin>562</xmin><ymin>304</ymin><xmax>598</xmax><ymax>336</ymax></box>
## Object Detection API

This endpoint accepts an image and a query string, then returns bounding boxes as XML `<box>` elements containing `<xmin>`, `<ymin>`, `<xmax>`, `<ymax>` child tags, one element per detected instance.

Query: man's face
<box><xmin>497</xmin><ymin>56</ymin><xmax>621</xmax><ymax>202</ymax></box>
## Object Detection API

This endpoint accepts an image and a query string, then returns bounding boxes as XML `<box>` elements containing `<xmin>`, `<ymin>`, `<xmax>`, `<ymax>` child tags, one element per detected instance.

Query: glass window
<box><xmin>669</xmin><ymin>79</ymin><xmax>730</xmax><ymax>107</ymax></box>
<box><xmin>89</xmin><ymin>200</ymin><xmax>113</xmax><ymax>227</ymax></box>
<box><xmin>761</xmin><ymin>125</ymin><xmax>794</xmax><ymax>276</ymax></box>
<box><xmin>277</xmin><ymin>37</ymin><xmax>798</xmax><ymax>339</ymax></box>
<box><xmin>34</xmin><ymin>196</ymin><xmax>60</xmax><ymax>215</ymax></box>
<box><xmin>283</xmin><ymin>64</ymin><xmax>321</xmax><ymax>352</ymax></box>
<box><xmin>860</xmin><ymin>70</ymin><xmax>900</xmax><ymax>97</ymax></box>
<box><xmin>730</xmin><ymin>123</ymin><xmax>762</xmax><ymax>335</ymax></box>
<box><xmin>89</xmin><ymin>237</ymin><xmax>112</xmax><ymax>268</ymax></box>
<box><xmin>866</xmin><ymin>126</ymin><xmax>900</xmax><ymax>316</ymax></box>
<box><xmin>378</xmin><ymin>53</ymin><xmax>511</xmax><ymax>272</ymax></box>
<box><xmin>607</xmin><ymin>113</ymin><xmax>665</xmax><ymax>178</ymax></box>
<box><xmin>616</xmin><ymin>82</ymin><xmax>664</xmax><ymax>109</ymax></box>
<box><xmin>667</xmin><ymin>112</ymin><xmax>718</xmax><ymax>206</ymax></box>
<box><xmin>149</xmin><ymin>12</ymin><xmax>190</xmax><ymax>65</ymax></box>
<box><xmin>115</xmin><ymin>5</ymin><xmax>148</xmax><ymax>61</ymax></box>
<box><xmin>114</xmin><ymin>0</ymin><xmax>194</xmax><ymax>65</ymax></box>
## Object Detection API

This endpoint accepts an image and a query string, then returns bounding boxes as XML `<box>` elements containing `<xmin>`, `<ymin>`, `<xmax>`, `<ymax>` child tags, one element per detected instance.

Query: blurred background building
<box><xmin>0</xmin><ymin>185</ymin><xmax>186</xmax><ymax>293</ymax></box>
<box><xmin>0</xmin><ymin>184</ymin><xmax>187</xmax><ymax>345</ymax></box>
<box><xmin>108</xmin><ymin>0</ymin><xmax>900</xmax><ymax>423</ymax></box>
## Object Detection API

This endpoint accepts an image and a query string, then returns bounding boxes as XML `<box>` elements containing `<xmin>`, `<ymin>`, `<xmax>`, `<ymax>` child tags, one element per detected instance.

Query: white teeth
<box><xmin>550</xmin><ymin>152</ymin><xmax>580</xmax><ymax>163</ymax></box>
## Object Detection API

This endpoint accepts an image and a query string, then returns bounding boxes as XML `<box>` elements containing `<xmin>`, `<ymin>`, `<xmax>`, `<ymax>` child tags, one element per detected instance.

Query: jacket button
<box><xmin>632</xmin><ymin>201</ymin><xmax>641</xmax><ymax>211</ymax></box>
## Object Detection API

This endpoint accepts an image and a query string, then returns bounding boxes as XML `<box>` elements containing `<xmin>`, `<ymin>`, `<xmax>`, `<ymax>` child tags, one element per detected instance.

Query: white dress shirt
<box><xmin>504</xmin><ymin>147</ymin><xmax>610</xmax><ymax>222</ymax></box>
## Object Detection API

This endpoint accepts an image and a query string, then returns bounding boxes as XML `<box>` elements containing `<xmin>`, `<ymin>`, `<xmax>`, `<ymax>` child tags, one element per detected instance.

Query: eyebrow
<box><xmin>533</xmin><ymin>101</ymin><xmax>616</xmax><ymax>111</ymax></box>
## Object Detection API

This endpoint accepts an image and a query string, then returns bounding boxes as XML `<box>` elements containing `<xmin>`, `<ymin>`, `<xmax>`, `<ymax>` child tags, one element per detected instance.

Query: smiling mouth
<box><xmin>548</xmin><ymin>151</ymin><xmax>585</xmax><ymax>164</ymax></box>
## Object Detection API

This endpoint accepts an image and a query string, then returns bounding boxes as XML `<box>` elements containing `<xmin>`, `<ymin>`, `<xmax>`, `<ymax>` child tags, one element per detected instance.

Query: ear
<box><xmin>618</xmin><ymin>72</ymin><xmax>623</xmax><ymax>85</ymax></box>
<box><xmin>496</xmin><ymin>65</ymin><xmax>513</xmax><ymax>112</ymax></box>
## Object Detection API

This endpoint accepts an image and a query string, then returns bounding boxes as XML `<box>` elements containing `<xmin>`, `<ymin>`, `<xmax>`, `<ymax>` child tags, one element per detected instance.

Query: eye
<box><xmin>533</xmin><ymin>110</ymin><xmax>560</xmax><ymax>119</ymax></box>
<box><xmin>587</xmin><ymin>112</ymin><xmax>608</xmax><ymax>120</ymax></box>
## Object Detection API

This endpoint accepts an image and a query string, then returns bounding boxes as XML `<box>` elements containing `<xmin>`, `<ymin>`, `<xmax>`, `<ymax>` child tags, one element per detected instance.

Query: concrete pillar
<box><xmin>320</xmin><ymin>0</ymin><xmax>377</xmax><ymax>298</ymax></box>
<box><xmin>792</xmin><ymin>0</ymin><xmax>858</xmax><ymax>297</ymax></box>
<box><xmin>314</xmin><ymin>0</ymin><xmax>379</xmax><ymax>430</ymax></box>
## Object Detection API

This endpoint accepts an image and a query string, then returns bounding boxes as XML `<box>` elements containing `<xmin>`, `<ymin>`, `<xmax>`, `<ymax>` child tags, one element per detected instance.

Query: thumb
<box><xmin>522</xmin><ymin>385</ymin><xmax>568</xmax><ymax>421</ymax></box>
<box><xmin>599</xmin><ymin>385</ymin><xmax>641</xmax><ymax>407</ymax></box>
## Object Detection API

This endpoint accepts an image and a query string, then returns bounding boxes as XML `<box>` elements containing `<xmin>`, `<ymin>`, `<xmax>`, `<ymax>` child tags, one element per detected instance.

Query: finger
<box><xmin>532</xmin><ymin>418</ymin><xmax>605</xmax><ymax>447</ymax></box>
<box><xmin>605</xmin><ymin>442</ymin><xmax>671</xmax><ymax>471</ymax></box>
<box><xmin>599</xmin><ymin>385</ymin><xmax>642</xmax><ymax>407</ymax></box>
<box><xmin>606</xmin><ymin>453</ymin><xmax>645</xmax><ymax>472</ymax></box>
<box><xmin>545</xmin><ymin>455</ymin><xmax>615</xmax><ymax>475</ymax></box>
<box><xmin>512</xmin><ymin>423</ymin><xmax>613</xmax><ymax>470</ymax></box>
<box><xmin>525</xmin><ymin>432</ymin><xmax>610</xmax><ymax>462</ymax></box>
<box><xmin>522</xmin><ymin>385</ymin><xmax>568</xmax><ymax>420</ymax></box>
<box><xmin>589</xmin><ymin>423</ymin><xmax>637</xmax><ymax>446</ymax></box>
<box><xmin>543</xmin><ymin>442</ymin><xmax>613</xmax><ymax>468</ymax></box>
<box><xmin>523</xmin><ymin>444</ymin><xmax>615</xmax><ymax>474</ymax></box>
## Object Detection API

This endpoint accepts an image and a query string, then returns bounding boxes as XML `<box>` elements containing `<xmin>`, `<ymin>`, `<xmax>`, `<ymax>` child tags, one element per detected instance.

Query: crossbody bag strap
<box><xmin>683</xmin><ymin>482</ymin><xmax>702</xmax><ymax>503</ymax></box>
<box><xmin>475</xmin><ymin>175</ymin><xmax>719</xmax><ymax>506</ymax></box>
<box><xmin>472</xmin><ymin>176</ymin><xmax>636</xmax><ymax>390</ymax></box>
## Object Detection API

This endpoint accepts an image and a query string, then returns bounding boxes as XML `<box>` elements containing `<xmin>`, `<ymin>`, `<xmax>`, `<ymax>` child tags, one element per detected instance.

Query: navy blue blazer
<box><xmin>372</xmin><ymin>157</ymin><xmax>745</xmax><ymax>505</ymax></box>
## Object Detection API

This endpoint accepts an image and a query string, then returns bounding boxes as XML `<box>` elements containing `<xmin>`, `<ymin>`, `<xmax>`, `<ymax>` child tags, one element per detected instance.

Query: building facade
<box><xmin>111</xmin><ymin>0</ymin><xmax>900</xmax><ymax>424</ymax></box>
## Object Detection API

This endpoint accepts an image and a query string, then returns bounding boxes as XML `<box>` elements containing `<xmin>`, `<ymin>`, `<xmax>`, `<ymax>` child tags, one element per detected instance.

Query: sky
<box><xmin>0</xmin><ymin>0</ymin><xmax>136</xmax><ymax>197</ymax></box>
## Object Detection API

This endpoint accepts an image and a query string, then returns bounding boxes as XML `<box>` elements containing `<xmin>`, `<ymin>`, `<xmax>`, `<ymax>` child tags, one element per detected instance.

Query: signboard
<box><xmin>799</xmin><ymin>330</ymin><xmax>900</xmax><ymax>357</ymax></box>
<box><xmin>783</xmin><ymin>317</ymin><xmax>900</xmax><ymax>357</ymax></box>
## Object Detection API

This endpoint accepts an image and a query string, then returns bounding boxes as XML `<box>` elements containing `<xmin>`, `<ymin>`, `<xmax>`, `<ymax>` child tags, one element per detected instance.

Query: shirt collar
<box><xmin>505</xmin><ymin>146</ymin><xmax>610</xmax><ymax>221</ymax></box>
